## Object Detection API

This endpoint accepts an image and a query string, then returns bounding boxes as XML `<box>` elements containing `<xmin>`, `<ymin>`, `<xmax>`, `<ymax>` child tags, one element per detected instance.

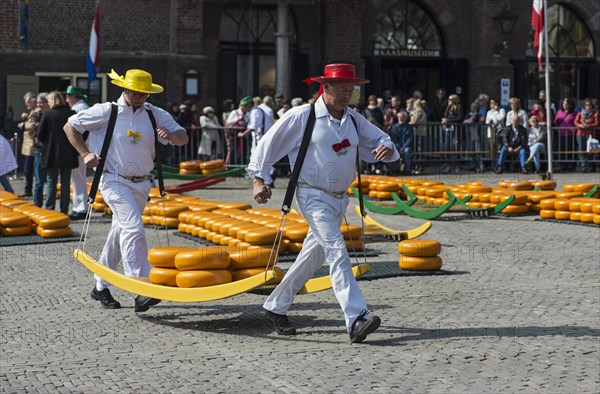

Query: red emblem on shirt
<box><xmin>332</xmin><ymin>139</ymin><xmax>350</xmax><ymax>155</ymax></box>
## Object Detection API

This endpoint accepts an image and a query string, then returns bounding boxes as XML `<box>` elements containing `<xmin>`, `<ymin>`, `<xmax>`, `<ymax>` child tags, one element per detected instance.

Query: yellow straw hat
<box><xmin>107</xmin><ymin>69</ymin><xmax>164</xmax><ymax>94</ymax></box>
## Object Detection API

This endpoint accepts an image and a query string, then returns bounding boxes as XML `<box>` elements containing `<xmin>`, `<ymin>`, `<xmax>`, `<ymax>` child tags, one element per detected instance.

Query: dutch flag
<box><xmin>87</xmin><ymin>3</ymin><xmax>99</xmax><ymax>82</ymax></box>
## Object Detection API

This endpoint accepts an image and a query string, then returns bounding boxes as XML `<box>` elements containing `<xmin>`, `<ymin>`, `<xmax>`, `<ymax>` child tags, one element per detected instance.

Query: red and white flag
<box><xmin>87</xmin><ymin>2</ymin><xmax>99</xmax><ymax>82</ymax></box>
<box><xmin>532</xmin><ymin>0</ymin><xmax>544</xmax><ymax>65</ymax></box>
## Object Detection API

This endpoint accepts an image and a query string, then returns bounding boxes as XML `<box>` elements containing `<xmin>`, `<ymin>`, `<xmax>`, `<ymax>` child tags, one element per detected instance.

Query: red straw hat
<box><xmin>303</xmin><ymin>63</ymin><xmax>370</xmax><ymax>85</ymax></box>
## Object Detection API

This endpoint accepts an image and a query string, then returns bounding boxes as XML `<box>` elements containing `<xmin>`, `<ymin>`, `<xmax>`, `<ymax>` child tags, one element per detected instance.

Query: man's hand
<box><xmin>84</xmin><ymin>152</ymin><xmax>100</xmax><ymax>168</ymax></box>
<box><xmin>372</xmin><ymin>145</ymin><xmax>393</xmax><ymax>161</ymax></box>
<box><xmin>156</xmin><ymin>127</ymin><xmax>172</xmax><ymax>141</ymax></box>
<box><xmin>253</xmin><ymin>178</ymin><xmax>272</xmax><ymax>204</ymax></box>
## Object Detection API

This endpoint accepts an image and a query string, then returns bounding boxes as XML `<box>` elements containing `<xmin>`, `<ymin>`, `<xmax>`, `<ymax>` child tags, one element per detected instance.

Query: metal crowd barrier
<box><xmin>168</xmin><ymin>123</ymin><xmax>599</xmax><ymax>173</ymax></box>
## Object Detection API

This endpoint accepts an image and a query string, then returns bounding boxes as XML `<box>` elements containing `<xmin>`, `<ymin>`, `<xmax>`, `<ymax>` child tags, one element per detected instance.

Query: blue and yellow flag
<box><xmin>18</xmin><ymin>0</ymin><xmax>29</xmax><ymax>49</ymax></box>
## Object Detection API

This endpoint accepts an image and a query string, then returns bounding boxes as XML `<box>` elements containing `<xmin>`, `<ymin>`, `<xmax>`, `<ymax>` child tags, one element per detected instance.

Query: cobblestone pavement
<box><xmin>1</xmin><ymin>171</ymin><xmax>599</xmax><ymax>393</ymax></box>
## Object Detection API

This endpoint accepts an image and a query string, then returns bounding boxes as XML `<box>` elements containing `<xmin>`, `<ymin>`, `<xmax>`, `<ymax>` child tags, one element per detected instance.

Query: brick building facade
<box><xmin>1</xmin><ymin>0</ymin><xmax>598</xmax><ymax>122</ymax></box>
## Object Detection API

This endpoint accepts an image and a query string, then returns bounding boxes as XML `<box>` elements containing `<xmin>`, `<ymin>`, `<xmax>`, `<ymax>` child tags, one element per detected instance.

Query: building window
<box><xmin>525</xmin><ymin>4</ymin><xmax>595</xmax><ymax>106</ymax></box>
<box><xmin>220</xmin><ymin>3</ymin><xmax>297</xmax><ymax>98</ymax></box>
<box><xmin>373</xmin><ymin>0</ymin><xmax>443</xmax><ymax>57</ymax></box>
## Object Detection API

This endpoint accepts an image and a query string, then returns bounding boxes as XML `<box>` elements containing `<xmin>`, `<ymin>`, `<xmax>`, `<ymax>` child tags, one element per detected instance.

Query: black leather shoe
<box><xmin>69</xmin><ymin>212</ymin><xmax>87</xmax><ymax>221</ymax></box>
<box><xmin>349</xmin><ymin>311</ymin><xmax>381</xmax><ymax>343</ymax></box>
<box><xmin>135</xmin><ymin>295</ymin><xmax>161</xmax><ymax>312</ymax></box>
<box><xmin>90</xmin><ymin>287</ymin><xmax>121</xmax><ymax>309</ymax></box>
<box><xmin>264</xmin><ymin>309</ymin><xmax>296</xmax><ymax>335</ymax></box>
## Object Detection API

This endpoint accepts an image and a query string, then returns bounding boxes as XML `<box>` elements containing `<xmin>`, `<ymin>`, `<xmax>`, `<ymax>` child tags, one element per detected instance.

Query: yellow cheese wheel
<box><xmin>569</xmin><ymin>201</ymin><xmax>582</xmax><ymax>212</ymax></box>
<box><xmin>579</xmin><ymin>213</ymin><xmax>594</xmax><ymax>223</ymax></box>
<box><xmin>232</xmin><ymin>266</ymin><xmax>284</xmax><ymax>283</ymax></box>
<box><xmin>376</xmin><ymin>191</ymin><xmax>393</xmax><ymax>200</ymax></box>
<box><xmin>199</xmin><ymin>159</ymin><xmax>225</xmax><ymax>170</ymax></box>
<box><xmin>201</xmin><ymin>167</ymin><xmax>226</xmax><ymax>175</ymax></box>
<box><xmin>152</xmin><ymin>216</ymin><xmax>179</xmax><ymax>228</ymax></box>
<box><xmin>539</xmin><ymin>209</ymin><xmax>555</xmax><ymax>219</ymax></box>
<box><xmin>506</xmin><ymin>181</ymin><xmax>532</xmax><ymax>190</ymax></box>
<box><xmin>218</xmin><ymin>202</ymin><xmax>253</xmax><ymax>211</ymax></box>
<box><xmin>92</xmin><ymin>202</ymin><xmax>108</xmax><ymax>211</ymax></box>
<box><xmin>180</xmin><ymin>160</ymin><xmax>201</xmax><ymax>170</ymax></box>
<box><xmin>345</xmin><ymin>238</ymin><xmax>364</xmax><ymax>251</ymax></box>
<box><xmin>229</xmin><ymin>247</ymin><xmax>278</xmax><ymax>269</ymax></box>
<box><xmin>553</xmin><ymin>199</ymin><xmax>571</xmax><ymax>211</ymax></box>
<box><xmin>36</xmin><ymin>226</ymin><xmax>72</xmax><ymax>238</ymax></box>
<box><xmin>594</xmin><ymin>214</ymin><xmax>600</xmax><ymax>225</ymax></box>
<box><xmin>573</xmin><ymin>183</ymin><xmax>597</xmax><ymax>193</ymax></box>
<box><xmin>37</xmin><ymin>214</ymin><xmax>71</xmax><ymax>229</ymax></box>
<box><xmin>150</xmin><ymin>204</ymin><xmax>188</xmax><ymax>218</ymax></box>
<box><xmin>0</xmin><ymin>224</ymin><xmax>32</xmax><ymax>236</ymax></box>
<box><xmin>399</xmin><ymin>255</ymin><xmax>443</xmax><ymax>271</ymax></box>
<box><xmin>569</xmin><ymin>211</ymin><xmax>581</xmax><ymax>221</ymax></box>
<box><xmin>376</xmin><ymin>182</ymin><xmax>400</xmax><ymax>192</ymax></box>
<box><xmin>368</xmin><ymin>190</ymin><xmax>378</xmax><ymax>199</ymax></box>
<box><xmin>554</xmin><ymin>210</ymin><xmax>571</xmax><ymax>220</ymax></box>
<box><xmin>539</xmin><ymin>198</ymin><xmax>560</xmax><ymax>210</ymax></box>
<box><xmin>593</xmin><ymin>204</ymin><xmax>600</xmax><ymax>214</ymax></box>
<box><xmin>178</xmin><ymin>222</ymin><xmax>189</xmax><ymax>233</ymax></box>
<box><xmin>176</xmin><ymin>269</ymin><xmax>232</xmax><ymax>288</ymax></box>
<box><xmin>398</xmin><ymin>239</ymin><xmax>441</xmax><ymax>257</ymax></box>
<box><xmin>528</xmin><ymin>192</ymin><xmax>556</xmax><ymax>204</ymax></box>
<box><xmin>174</xmin><ymin>246</ymin><xmax>230</xmax><ymax>270</ymax></box>
<box><xmin>466</xmin><ymin>184</ymin><xmax>492</xmax><ymax>193</ymax></box>
<box><xmin>477</xmin><ymin>193</ymin><xmax>491</xmax><ymax>203</ymax></box>
<box><xmin>244</xmin><ymin>228</ymin><xmax>279</xmax><ymax>245</ymax></box>
<box><xmin>579</xmin><ymin>201</ymin><xmax>596</xmax><ymax>213</ymax></box>
<box><xmin>555</xmin><ymin>192</ymin><xmax>583</xmax><ymax>199</ymax></box>
<box><xmin>149</xmin><ymin>267</ymin><xmax>179</xmax><ymax>286</ymax></box>
<box><xmin>148</xmin><ymin>246</ymin><xmax>197</xmax><ymax>268</ymax></box>
<box><xmin>341</xmin><ymin>225</ymin><xmax>363</xmax><ymax>240</ymax></box>
<box><xmin>530</xmin><ymin>180</ymin><xmax>557</xmax><ymax>190</ymax></box>
<box><xmin>288</xmin><ymin>241</ymin><xmax>303</xmax><ymax>254</ymax></box>
<box><xmin>284</xmin><ymin>224</ymin><xmax>310</xmax><ymax>241</ymax></box>
<box><xmin>501</xmin><ymin>204</ymin><xmax>530</xmax><ymax>214</ymax></box>
<box><xmin>529</xmin><ymin>204</ymin><xmax>542</xmax><ymax>212</ymax></box>
<box><xmin>0</xmin><ymin>211</ymin><xmax>31</xmax><ymax>227</ymax></box>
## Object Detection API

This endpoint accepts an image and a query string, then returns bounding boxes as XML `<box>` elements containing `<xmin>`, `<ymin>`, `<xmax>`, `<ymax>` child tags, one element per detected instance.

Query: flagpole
<box><xmin>543</xmin><ymin>0</ymin><xmax>553</xmax><ymax>179</ymax></box>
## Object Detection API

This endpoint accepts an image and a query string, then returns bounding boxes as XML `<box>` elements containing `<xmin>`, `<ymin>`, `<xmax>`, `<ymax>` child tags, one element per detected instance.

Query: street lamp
<box><xmin>492</xmin><ymin>5</ymin><xmax>518</xmax><ymax>58</ymax></box>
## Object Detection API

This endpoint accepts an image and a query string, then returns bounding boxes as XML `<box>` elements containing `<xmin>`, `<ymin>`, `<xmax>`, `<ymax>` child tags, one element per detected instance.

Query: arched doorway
<box><xmin>365</xmin><ymin>0</ymin><xmax>454</xmax><ymax>104</ymax></box>
<box><xmin>518</xmin><ymin>3</ymin><xmax>597</xmax><ymax>108</ymax></box>
<box><xmin>217</xmin><ymin>2</ymin><xmax>299</xmax><ymax>105</ymax></box>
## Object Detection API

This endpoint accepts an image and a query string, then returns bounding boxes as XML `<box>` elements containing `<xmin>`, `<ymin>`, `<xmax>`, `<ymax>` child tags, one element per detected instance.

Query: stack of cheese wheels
<box><xmin>342</xmin><ymin>224</ymin><xmax>364</xmax><ymax>251</ymax></box>
<box><xmin>540</xmin><ymin>197</ymin><xmax>600</xmax><ymax>223</ymax></box>
<box><xmin>348</xmin><ymin>178</ymin><xmax>370</xmax><ymax>195</ymax></box>
<box><xmin>398</xmin><ymin>239</ymin><xmax>442</xmax><ymax>271</ymax></box>
<box><xmin>229</xmin><ymin>245</ymin><xmax>284</xmax><ymax>283</ymax></box>
<box><xmin>148</xmin><ymin>246</ymin><xmax>197</xmax><ymax>286</ymax></box>
<box><xmin>0</xmin><ymin>205</ymin><xmax>33</xmax><ymax>236</ymax></box>
<box><xmin>146</xmin><ymin>201</ymin><xmax>189</xmax><ymax>228</ymax></box>
<box><xmin>180</xmin><ymin>160</ymin><xmax>201</xmax><ymax>174</ymax></box>
<box><xmin>199</xmin><ymin>159</ymin><xmax>226</xmax><ymax>175</ymax></box>
<box><xmin>175</xmin><ymin>246</ymin><xmax>232</xmax><ymax>287</ymax></box>
<box><xmin>490</xmin><ymin>191</ymin><xmax>530</xmax><ymax>215</ymax></box>
<box><xmin>29</xmin><ymin>209</ymin><xmax>72</xmax><ymax>238</ymax></box>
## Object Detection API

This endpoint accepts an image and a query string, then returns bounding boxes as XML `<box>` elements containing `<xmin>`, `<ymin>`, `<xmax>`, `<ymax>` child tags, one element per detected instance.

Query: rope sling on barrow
<box><xmin>263</xmin><ymin>105</ymin><xmax>369</xmax><ymax>280</ymax></box>
<box><xmin>78</xmin><ymin>104</ymin><xmax>169</xmax><ymax>255</ymax></box>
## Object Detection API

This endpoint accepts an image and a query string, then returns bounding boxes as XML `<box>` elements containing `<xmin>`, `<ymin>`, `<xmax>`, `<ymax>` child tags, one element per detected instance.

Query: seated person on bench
<box><xmin>496</xmin><ymin>115</ymin><xmax>527</xmax><ymax>174</ymax></box>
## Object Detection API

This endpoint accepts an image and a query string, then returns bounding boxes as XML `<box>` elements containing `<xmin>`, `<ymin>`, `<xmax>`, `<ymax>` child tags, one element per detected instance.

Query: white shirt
<box><xmin>247</xmin><ymin>96</ymin><xmax>399</xmax><ymax>192</ymax></box>
<box><xmin>247</xmin><ymin>103</ymin><xmax>275</xmax><ymax>140</ymax></box>
<box><xmin>485</xmin><ymin>107</ymin><xmax>506</xmax><ymax>138</ymax></box>
<box><xmin>67</xmin><ymin>94</ymin><xmax>185</xmax><ymax>177</ymax></box>
<box><xmin>71</xmin><ymin>99</ymin><xmax>89</xmax><ymax>113</ymax></box>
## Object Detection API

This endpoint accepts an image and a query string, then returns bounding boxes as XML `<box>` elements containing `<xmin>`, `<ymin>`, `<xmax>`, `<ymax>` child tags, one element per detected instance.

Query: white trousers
<box><xmin>95</xmin><ymin>175</ymin><xmax>151</xmax><ymax>291</ymax></box>
<box><xmin>71</xmin><ymin>156</ymin><xmax>88</xmax><ymax>214</ymax></box>
<box><xmin>263</xmin><ymin>187</ymin><xmax>368</xmax><ymax>332</ymax></box>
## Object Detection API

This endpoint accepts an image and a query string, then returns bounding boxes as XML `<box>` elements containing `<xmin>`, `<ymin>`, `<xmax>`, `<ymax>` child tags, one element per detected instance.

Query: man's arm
<box><xmin>64</xmin><ymin>122</ymin><xmax>100</xmax><ymax>167</ymax></box>
<box><xmin>157</xmin><ymin>128</ymin><xmax>188</xmax><ymax>146</ymax></box>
